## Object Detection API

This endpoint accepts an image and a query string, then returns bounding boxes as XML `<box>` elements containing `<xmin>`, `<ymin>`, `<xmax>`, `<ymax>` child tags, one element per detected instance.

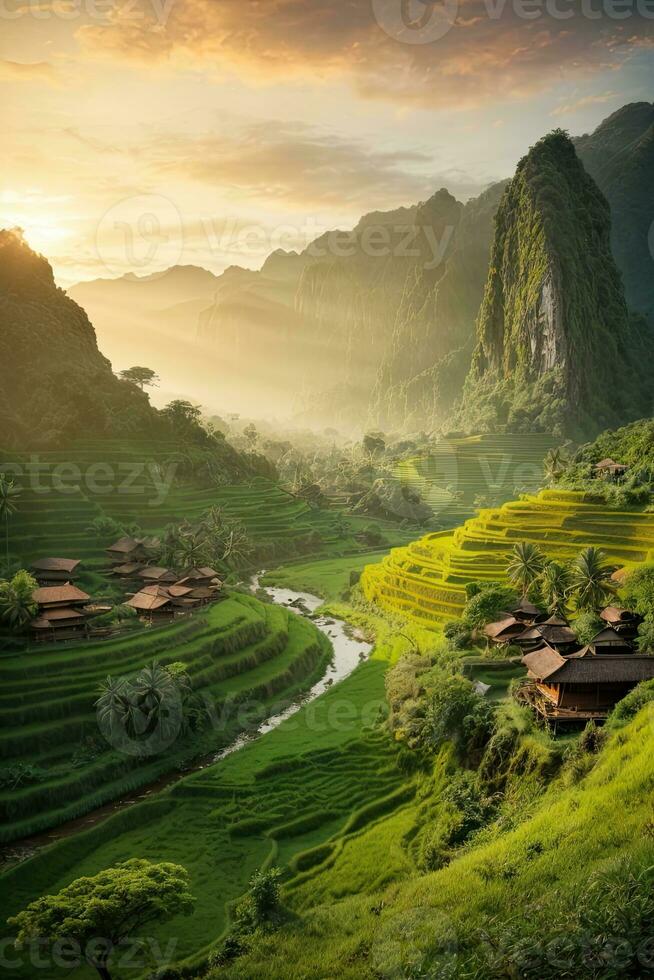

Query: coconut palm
<box><xmin>96</xmin><ymin>676</ymin><xmax>131</xmax><ymax>742</ymax></box>
<box><xmin>506</xmin><ymin>542</ymin><xmax>546</xmax><ymax>596</ymax></box>
<box><xmin>539</xmin><ymin>561</ymin><xmax>572</xmax><ymax>617</ymax></box>
<box><xmin>132</xmin><ymin>662</ymin><xmax>180</xmax><ymax>735</ymax></box>
<box><xmin>0</xmin><ymin>475</ymin><xmax>20</xmax><ymax>565</ymax></box>
<box><xmin>544</xmin><ymin>448</ymin><xmax>567</xmax><ymax>485</ymax></box>
<box><xmin>570</xmin><ymin>546</ymin><xmax>617</xmax><ymax>612</ymax></box>
<box><xmin>0</xmin><ymin>570</ymin><xmax>38</xmax><ymax>631</ymax></box>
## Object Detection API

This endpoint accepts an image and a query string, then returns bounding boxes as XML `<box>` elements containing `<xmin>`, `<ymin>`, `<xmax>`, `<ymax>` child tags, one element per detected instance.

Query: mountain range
<box><xmin>57</xmin><ymin>102</ymin><xmax>654</xmax><ymax>436</ymax></box>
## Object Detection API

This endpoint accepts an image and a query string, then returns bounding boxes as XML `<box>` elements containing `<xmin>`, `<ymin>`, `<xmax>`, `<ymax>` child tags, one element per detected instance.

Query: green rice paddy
<box><xmin>1</xmin><ymin>645</ymin><xmax>415</xmax><ymax>978</ymax></box>
<box><xmin>0</xmin><ymin>592</ymin><xmax>331</xmax><ymax>843</ymax></box>
<box><xmin>1</xmin><ymin>439</ymin><xmax>401</xmax><ymax>578</ymax></box>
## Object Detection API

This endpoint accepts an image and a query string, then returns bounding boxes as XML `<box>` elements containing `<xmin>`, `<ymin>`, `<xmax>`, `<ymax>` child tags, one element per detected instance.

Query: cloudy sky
<box><xmin>1</xmin><ymin>0</ymin><xmax>653</xmax><ymax>285</ymax></box>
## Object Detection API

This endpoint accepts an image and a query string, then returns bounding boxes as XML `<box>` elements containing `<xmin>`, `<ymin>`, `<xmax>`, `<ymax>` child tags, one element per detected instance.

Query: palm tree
<box><xmin>0</xmin><ymin>570</ymin><xmax>38</xmax><ymax>631</ymax></box>
<box><xmin>506</xmin><ymin>542</ymin><xmax>546</xmax><ymax>596</ymax></box>
<box><xmin>544</xmin><ymin>448</ymin><xmax>567</xmax><ymax>485</ymax></box>
<box><xmin>569</xmin><ymin>547</ymin><xmax>617</xmax><ymax>612</ymax></box>
<box><xmin>539</xmin><ymin>561</ymin><xmax>572</xmax><ymax>617</ymax></box>
<box><xmin>0</xmin><ymin>475</ymin><xmax>20</xmax><ymax>565</ymax></box>
<box><xmin>96</xmin><ymin>676</ymin><xmax>131</xmax><ymax>743</ymax></box>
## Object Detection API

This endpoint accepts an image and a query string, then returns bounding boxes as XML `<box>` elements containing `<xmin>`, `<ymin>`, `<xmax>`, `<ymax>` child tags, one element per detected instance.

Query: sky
<box><xmin>1</xmin><ymin>0</ymin><xmax>653</xmax><ymax>287</ymax></box>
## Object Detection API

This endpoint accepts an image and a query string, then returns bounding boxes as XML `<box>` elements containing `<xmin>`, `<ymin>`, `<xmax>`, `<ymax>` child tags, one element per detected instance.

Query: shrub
<box><xmin>443</xmin><ymin>619</ymin><xmax>473</xmax><ymax>649</ymax></box>
<box><xmin>440</xmin><ymin>770</ymin><xmax>496</xmax><ymax>846</ymax></box>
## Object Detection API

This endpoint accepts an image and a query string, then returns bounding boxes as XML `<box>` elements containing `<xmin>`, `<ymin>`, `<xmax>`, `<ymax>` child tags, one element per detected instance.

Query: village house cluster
<box><xmin>28</xmin><ymin>536</ymin><xmax>223</xmax><ymax>643</ymax></box>
<box><xmin>483</xmin><ymin>598</ymin><xmax>654</xmax><ymax>725</ymax></box>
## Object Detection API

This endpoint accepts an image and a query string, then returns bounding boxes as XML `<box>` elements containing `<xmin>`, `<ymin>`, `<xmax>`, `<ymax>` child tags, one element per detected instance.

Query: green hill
<box><xmin>0</xmin><ymin>231</ymin><xmax>159</xmax><ymax>449</ymax></box>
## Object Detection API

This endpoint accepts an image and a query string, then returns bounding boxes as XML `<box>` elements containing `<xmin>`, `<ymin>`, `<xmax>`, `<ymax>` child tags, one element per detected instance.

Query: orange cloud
<box><xmin>75</xmin><ymin>0</ymin><xmax>654</xmax><ymax>108</ymax></box>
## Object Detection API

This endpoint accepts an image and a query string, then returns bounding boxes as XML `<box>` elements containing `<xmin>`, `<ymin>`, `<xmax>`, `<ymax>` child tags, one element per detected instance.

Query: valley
<box><xmin>1</xmin><ymin>89</ymin><xmax>654</xmax><ymax>980</ymax></box>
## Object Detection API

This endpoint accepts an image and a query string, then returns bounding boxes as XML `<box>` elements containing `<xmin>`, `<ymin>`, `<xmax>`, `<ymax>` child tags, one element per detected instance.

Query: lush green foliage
<box><xmin>0</xmin><ymin>569</ymin><xmax>38</xmax><ymax>631</ymax></box>
<box><xmin>8</xmin><ymin>859</ymin><xmax>194</xmax><ymax>979</ymax></box>
<box><xmin>557</xmin><ymin>418</ymin><xmax>654</xmax><ymax>505</ymax></box>
<box><xmin>569</xmin><ymin>546</ymin><xmax>617</xmax><ymax>612</ymax></box>
<box><xmin>506</xmin><ymin>541</ymin><xmax>546</xmax><ymax>596</ymax></box>
<box><xmin>463</xmin><ymin>583</ymin><xmax>518</xmax><ymax>629</ymax></box>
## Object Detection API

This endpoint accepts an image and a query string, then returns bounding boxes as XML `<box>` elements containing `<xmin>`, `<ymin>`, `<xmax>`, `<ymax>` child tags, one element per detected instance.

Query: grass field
<box><xmin>362</xmin><ymin>488</ymin><xmax>654</xmax><ymax>626</ymax></box>
<box><xmin>260</xmin><ymin>550</ymin><xmax>410</xmax><ymax>603</ymax></box>
<box><xmin>0</xmin><ymin>592</ymin><xmax>331</xmax><ymax>843</ymax></box>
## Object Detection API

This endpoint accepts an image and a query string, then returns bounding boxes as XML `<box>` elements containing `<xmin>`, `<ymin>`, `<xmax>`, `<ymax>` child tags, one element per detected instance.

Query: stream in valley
<box><xmin>3</xmin><ymin>573</ymin><xmax>372</xmax><ymax>864</ymax></box>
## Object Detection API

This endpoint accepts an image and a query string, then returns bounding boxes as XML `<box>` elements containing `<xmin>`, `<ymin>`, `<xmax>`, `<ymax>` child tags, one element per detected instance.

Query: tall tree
<box><xmin>0</xmin><ymin>474</ymin><xmax>20</xmax><ymax>565</ymax></box>
<box><xmin>506</xmin><ymin>542</ymin><xmax>546</xmax><ymax>597</ymax></box>
<box><xmin>539</xmin><ymin>560</ymin><xmax>572</xmax><ymax>617</ymax></box>
<box><xmin>8</xmin><ymin>859</ymin><xmax>194</xmax><ymax>980</ymax></box>
<box><xmin>570</xmin><ymin>546</ymin><xmax>617</xmax><ymax>612</ymax></box>
<box><xmin>118</xmin><ymin>366</ymin><xmax>159</xmax><ymax>390</ymax></box>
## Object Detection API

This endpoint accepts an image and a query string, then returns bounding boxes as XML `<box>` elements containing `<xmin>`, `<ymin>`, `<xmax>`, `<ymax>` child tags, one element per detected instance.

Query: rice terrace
<box><xmin>2</xmin><ymin>18</ymin><xmax>654</xmax><ymax>980</ymax></box>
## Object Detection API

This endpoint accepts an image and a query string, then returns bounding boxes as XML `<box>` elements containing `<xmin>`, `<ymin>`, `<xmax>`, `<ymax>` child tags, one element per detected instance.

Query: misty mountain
<box><xmin>67</xmin><ymin>103</ymin><xmax>654</xmax><ymax>433</ymax></box>
<box><xmin>574</xmin><ymin>101</ymin><xmax>654</xmax><ymax>327</ymax></box>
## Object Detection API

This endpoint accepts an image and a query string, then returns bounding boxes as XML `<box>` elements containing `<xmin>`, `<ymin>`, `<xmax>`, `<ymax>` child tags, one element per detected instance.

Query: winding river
<box><xmin>3</xmin><ymin>574</ymin><xmax>372</xmax><ymax>863</ymax></box>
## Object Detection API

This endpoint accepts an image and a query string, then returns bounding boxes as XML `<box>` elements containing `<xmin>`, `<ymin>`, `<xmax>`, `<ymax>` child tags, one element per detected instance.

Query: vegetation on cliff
<box><xmin>458</xmin><ymin>131</ymin><xmax>652</xmax><ymax>440</ymax></box>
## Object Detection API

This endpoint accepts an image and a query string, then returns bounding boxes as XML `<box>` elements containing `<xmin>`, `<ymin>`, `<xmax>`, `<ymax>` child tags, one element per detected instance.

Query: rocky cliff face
<box><xmin>458</xmin><ymin>131</ymin><xmax>652</xmax><ymax>440</ymax></box>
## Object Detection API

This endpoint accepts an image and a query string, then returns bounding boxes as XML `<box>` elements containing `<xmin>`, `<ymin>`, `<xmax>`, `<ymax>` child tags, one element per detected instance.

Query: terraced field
<box><xmin>394</xmin><ymin>433</ymin><xmax>554</xmax><ymax>526</ymax></box>
<box><xmin>0</xmin><ymin>592</ymin><xmax>330</xmax><ymax>843</ymax></box>
<box><xmin>1</xmin><ymin>655</ymin><xmax>414</xmax><ymax>977</ymax></box>
<box><xmin>362</xmin><ymin>489</ymin><xmax>654</xmax><ymax>627</ymax></box>
<box><xmin>1</xmin><ymin>440</ymin><xmax>351</xmax><ymax>572</ymax></box>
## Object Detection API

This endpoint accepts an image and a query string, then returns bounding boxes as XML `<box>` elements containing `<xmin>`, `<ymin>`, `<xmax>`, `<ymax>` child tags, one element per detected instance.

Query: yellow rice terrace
<box><xmin>361</xmin><ymin>489</ymin><xmax>654</xmax><ymax>627</ymax></box>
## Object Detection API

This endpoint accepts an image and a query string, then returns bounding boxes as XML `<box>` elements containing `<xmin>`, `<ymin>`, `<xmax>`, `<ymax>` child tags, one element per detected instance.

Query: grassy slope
<box><xmin>362</xmin><ymin>488</ymin><xmax>654</xmax><ymax>626</ymax></box>
<box><xmin>394</xmin><ymin>432</ymin><xmax>554</xmax><ymax>525</ymax></box>
<box><xmin>216</xmin><ymin>702</ymin><xmax>654</xmax><ymax>979</ymax></box>
<box><xmin>1</xmin><ymin>439</ymin><xmax>419</xmax><ymax>620</ymax></box>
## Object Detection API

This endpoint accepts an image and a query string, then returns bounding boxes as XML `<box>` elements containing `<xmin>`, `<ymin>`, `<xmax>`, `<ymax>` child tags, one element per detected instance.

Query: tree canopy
<box><xmin>118</xmin><ymin>366</ymin><xmax>160</xmax><ymax>390</ymax></box>
<box><xmin>8</xmin><ymin>859</ymin><xmax>194</xmax><ymax>980</ymax></box>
